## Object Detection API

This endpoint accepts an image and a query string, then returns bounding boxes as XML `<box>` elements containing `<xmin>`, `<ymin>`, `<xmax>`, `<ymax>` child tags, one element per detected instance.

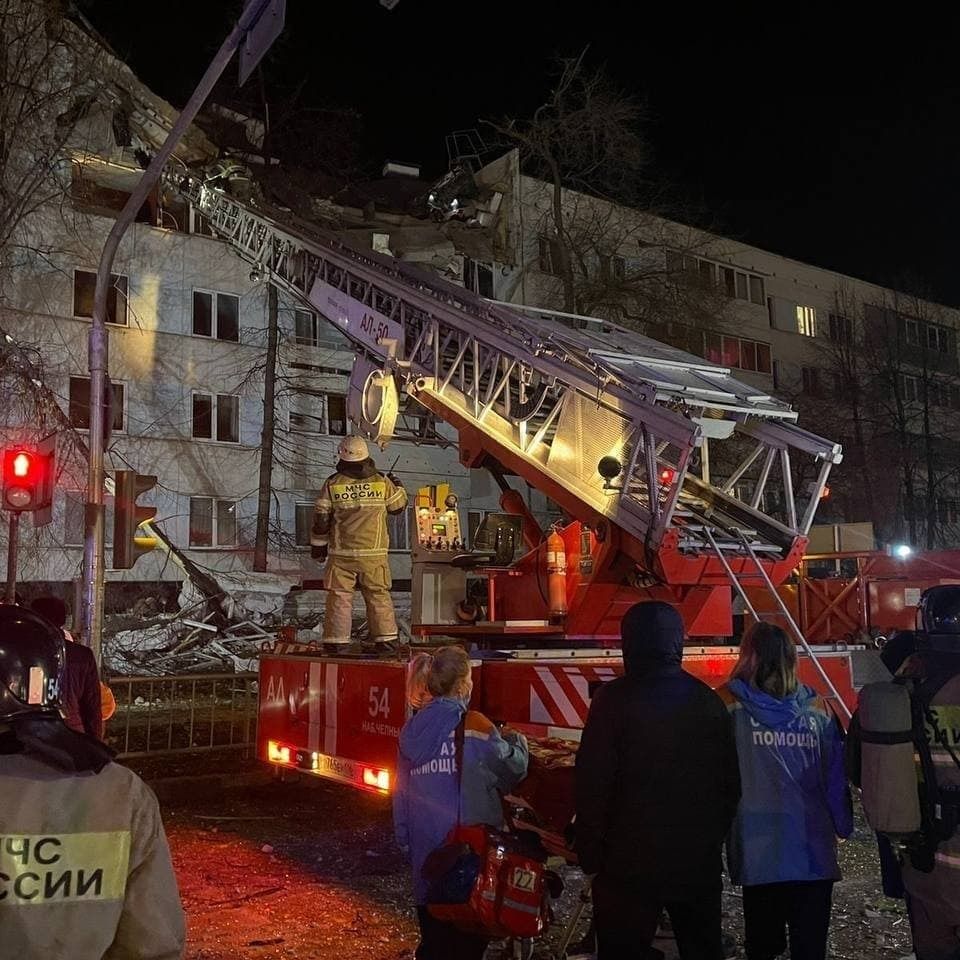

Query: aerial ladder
<box><xmin>172</xmin><ymin>171</ymin><xmax>849</xmax><ymax>714</ymax></box>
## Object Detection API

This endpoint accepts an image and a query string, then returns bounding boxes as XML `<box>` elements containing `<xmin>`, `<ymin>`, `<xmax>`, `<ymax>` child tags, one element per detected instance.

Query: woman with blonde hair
<box><xmin>719</xmin><ymin>622</ymin><xmax>852</xmax><ymax>960</ymax></box>
<box><xmin>405</xmin><ymin>652</ymin><xmax>434</xmax><ymax>712</ymax></box>
<box><xmin>393</xmin><ymin>645</ymin><xmax>528</xmax><ymax>959</ymax></box>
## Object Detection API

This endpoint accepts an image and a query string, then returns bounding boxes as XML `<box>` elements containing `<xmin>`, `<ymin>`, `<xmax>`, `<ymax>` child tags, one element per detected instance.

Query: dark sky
<box><xmin>80</xmin><ymin>1</ymin><xmax>960</xmax><ymax>305</ymax></box>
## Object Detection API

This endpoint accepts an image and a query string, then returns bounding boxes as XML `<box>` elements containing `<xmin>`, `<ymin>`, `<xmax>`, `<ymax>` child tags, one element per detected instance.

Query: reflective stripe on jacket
<box><xmin>311</xmin><ymin>470</ymin><xmax>407</xmax><ymax>558</ymax></box>
<box><xmin>0</xmin><ymin>753</ymin><xmax>186</xmax><ymax>959</ymax></box>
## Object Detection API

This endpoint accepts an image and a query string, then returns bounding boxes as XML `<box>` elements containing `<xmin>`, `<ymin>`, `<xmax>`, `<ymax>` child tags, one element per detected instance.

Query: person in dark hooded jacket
<box><xmin>393</xmin><ymin>645</ymin><xmax>529</xmax><ymax>960</ymax></box>
<box><xmin>719</xmin><ymin>622</ymin><xmax>852</xmax><ymax>960</ymax></box>
<box><xmin>575</xmin><ymin>600</ymin><xmax>741</xmax><ymax>959</ymax></box>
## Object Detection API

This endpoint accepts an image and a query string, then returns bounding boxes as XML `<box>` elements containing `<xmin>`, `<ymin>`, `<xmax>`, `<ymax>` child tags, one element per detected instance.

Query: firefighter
<box><xmin>897</xmin><ymin>586</ymin><xmax>960</xmax><ymax>960</ymax></box>
<box><xmin>0</xmin><ymin>605</ymin><xmax>186</xmax><ymax>958</ymax></box>
<box><xmin>311</xmin><ymin>436</ymin><xmax>408</xmax><ymax>649</ymax></box>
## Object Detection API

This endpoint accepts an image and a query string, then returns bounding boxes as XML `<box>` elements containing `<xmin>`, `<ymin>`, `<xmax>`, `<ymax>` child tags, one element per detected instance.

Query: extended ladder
<box><xmin>173</xmin><ymin>173</ymin><xmax>842</xmax><ymax>582</ymax></box>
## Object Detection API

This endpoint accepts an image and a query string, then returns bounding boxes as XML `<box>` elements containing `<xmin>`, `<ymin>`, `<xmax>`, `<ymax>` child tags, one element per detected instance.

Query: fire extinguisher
<box><xmin>546</xmin><ymin>526</ymin><xmax>568</xmax><ymax>620</ymax></box>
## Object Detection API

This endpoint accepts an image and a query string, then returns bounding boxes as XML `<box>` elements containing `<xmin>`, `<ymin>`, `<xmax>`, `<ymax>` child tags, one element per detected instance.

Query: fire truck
<box><xmin>174</xmin><ymin>173</ymin><xmax>955</xmax><ymax>820</ymax></box>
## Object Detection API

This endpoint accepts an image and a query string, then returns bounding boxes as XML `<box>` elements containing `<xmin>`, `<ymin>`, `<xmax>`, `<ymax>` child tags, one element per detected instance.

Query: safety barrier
<box><xmin>107</xmin><ymin>673</ymin><xmax>259</xmax><ymax>759</ymax></box>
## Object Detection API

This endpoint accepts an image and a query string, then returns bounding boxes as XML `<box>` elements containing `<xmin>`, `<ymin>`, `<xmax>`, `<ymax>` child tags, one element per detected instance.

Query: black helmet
<box><xmin>919</xmin><ymin>585</ymin><xmax>960</xmax><ymax>652</ymax></box>
<box><xmin>0</xmin><ymin>605</ymin><xmax>65</xmax><ymax>722</ymax></box>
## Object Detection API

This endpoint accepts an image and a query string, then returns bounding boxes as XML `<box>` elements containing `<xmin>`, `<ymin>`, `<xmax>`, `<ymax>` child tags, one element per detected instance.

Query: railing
<box><xmin>107</xmin><ymin>673</ymin><xmax>259</xmax><ymax>759</ymax></box>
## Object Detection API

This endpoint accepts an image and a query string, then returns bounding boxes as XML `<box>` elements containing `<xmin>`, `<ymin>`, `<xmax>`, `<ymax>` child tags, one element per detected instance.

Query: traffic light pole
<box><xmin>5</xmin><ymin>512</ymin><xmax>18</xmax><ymax>603</ymax></box>
<box><xmin>81</xmin><ymin>1</ymin><xmax>276</xmax><ymax>663</ymax></box>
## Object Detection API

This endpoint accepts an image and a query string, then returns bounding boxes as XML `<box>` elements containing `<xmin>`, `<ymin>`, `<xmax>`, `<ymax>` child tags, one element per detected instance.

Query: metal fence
<box><xmin>107</xmin><ymin>673</ymin><xmax>259</xmax><ymax>759</ymax></box>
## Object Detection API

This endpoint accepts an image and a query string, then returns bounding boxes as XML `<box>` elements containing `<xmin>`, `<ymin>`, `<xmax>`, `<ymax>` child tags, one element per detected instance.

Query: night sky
<box><xmin>79</xmin><ymin>1</ymin><xmax>960</xmax><ymax>305</ymax></box>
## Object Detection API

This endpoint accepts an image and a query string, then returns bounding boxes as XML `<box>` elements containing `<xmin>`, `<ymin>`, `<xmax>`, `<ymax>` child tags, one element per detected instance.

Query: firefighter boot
<box><xmin>323</xmin><ymin>560</ymin><xmax>356</xmax><ymax>652</ymax></box>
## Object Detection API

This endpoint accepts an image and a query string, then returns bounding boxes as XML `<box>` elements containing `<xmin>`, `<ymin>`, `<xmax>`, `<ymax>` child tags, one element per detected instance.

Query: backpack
<box><xmin>858</xmin><ymin>672</ymin><xmax>960</xmax><ymax>872</ymax></box>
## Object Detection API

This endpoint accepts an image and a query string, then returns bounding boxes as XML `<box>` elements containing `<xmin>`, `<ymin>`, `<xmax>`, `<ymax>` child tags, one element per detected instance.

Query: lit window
<box><xmin>189</xmin><ymin>497</ymin><xmax>238</xmax><ymax>547</ymax></box>
<box><xmin>68</xmin><ymin>376</ymin><xmax>125</xmax><ymax>432</ymax></box>
<box><xmin>192</xmin><ymin>393</ymin><xmax>239</xmax><ymax>442</ymax></box>
<box><xmin>193</xmin><ymin>290</ymin><xmax>239</xmax><ymax>342</ymax></box>
<box><xmin>73</xmin><ymin>270</ymin><xmax>128</xmax><ymax>325</ymax></box>
<box><xmin>796</xmin><ymin>306</ymin><xmax>817</xmax><ymax>337</ymax></box>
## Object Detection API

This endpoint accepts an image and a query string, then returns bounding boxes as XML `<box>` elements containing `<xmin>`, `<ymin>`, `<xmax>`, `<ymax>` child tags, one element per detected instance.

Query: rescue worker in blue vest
<box><xmin>0</xmin><ymin>605</ymin><xmax>186</xmax><ymax>958</ymax></box>
<box><xmin>311</xmin><ymin>436</ymin><xmax>408</xmax><ymax>650</ymax></box>
<box><xmin>884</xmin><ymin>587</ymin><xmax>960</xmax><ymax>960</ymax></box>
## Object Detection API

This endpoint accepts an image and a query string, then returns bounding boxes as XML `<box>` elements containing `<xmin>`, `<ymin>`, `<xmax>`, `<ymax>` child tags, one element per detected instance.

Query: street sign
<box><xmin>238</xmin><ymin>0</ymin><xmax>286</xmax><ymax>87</ymax></box>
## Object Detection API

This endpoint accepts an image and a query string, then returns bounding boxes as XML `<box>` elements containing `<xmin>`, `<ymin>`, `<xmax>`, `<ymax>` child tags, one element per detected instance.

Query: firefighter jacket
<box><xmin>0</xmin><ymin>749</ymin><xmax>186</xmax><ymax>959</ymax></box>
<box><xmin>311</xmin><ymin>459</ymin><xmax>407</xmax><ymax>559</ymax></box>
<box><xmin>719</xmin><ymin>680</ymin><xmax>853</xmax><ymax>886</ymax></box>
<box><xmin>393</xmin><ymin>697</ymin><xmax>529</xmax><ymax>904</ymax></box>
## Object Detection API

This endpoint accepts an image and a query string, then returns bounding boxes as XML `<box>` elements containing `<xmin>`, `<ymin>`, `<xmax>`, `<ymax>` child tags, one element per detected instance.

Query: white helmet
<box><xmin>338</xmin><ymin>436</ymin><xmax>369</xmax><ymax>463</ymax></box>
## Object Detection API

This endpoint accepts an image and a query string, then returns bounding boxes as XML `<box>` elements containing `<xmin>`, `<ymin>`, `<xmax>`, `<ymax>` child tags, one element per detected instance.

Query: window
<box><xmin>189</xmin><ymin>497</ymin><xmax>238</xmax><ymax>547</ymax></box>
<box><xmin>192</xmin><ymin>393</ymin><xmax>239</xmax><ymax>442</ymax></box>
<box><xmin>193</xmin><ymin>290</ymin><xmax>239</xmax><ymax>341</ymax></box>
<box><xmin>735</xmin><ymin>273</ymin><xmax>748</xmax><ymax>300</ymax></box>
<box><xmin>749</xmin><ymin>276</ymin><xmax>765</xmax><ymax>306</ymax></box>
<box><xmin>288</xmin><ymin>392</ymin><xmax>347</xmax><ymax>436</ymax></box>
<box><xmin>387</xmin><ymin>507</ymin><xmax>412</xmax><ymax>552</ymax></box>
<box><xmin>612</xmin><ymin>255</ymin><xmax>626</xmax><ymax>282</ymax></box>
<box><xmin>829</xmin><ymin>313</ymin><xmax>853</xmax><ymax>343</ymax></box>
<box><xmin>796</xmin><ymin>305</ymin><xmax>817</xmax><ymax>337</ymax></box>
<box><xmin>463</xmin><ymin>257</ymin><xmax>494</xmax><ymax>297</ymax></box>
<box><xmin>64</xmin><ymin>492</ymin><xmax>114</xmax><ymax>547</ymax></box>
<box><xmin>538</xmin><ymin>237</ymin><xmax>557</xmax><ymax>275</ymax></box>
<box><xmin>801</xmin><ymin>367</ymin><xmax>821</xmax><ymax>396</ymax></box>
<box><xmin>721</xmin><ymin>336</ymin><xmax>741</xmax><ymax>368</ymax></box>
<box><xmin>900</xmin><ymin>374</ymin><xmax>919</xmax><ymax>403</ymax></box>
<box><xmin>295</xmin><ymin>503</ymin><xmax>314</xmax><ymax>546</ymax></box>
<box><xmin>698</xmin><ymin>260</ymin><xmax>715</xmax><ymax>287</ymax></box>
<box><xmin>703</xmin><ymin>333</ymin><xmax>770</xmax><ymax>373</ymax></box>
<box><xmin>720</xmin><ymin>266</ymin><xmax>736</xmax><ymax>298</ymax></box>
<box><xmin>903</xmin><ymin>318</ymin><xmax>920</xmax><ymax>346</ymax></box>
<box><xmin>294</xmin><ymin>309</ymin><xmax>320</xmax><ymax>346</ymax></box>
<box><xmin>68</xmin><ymin>376</ymin><xmax>124</xmax><ymax>432</ymax></box>
<box><xmin>73</xmin><ymin>270</ymin><xmax>127</xmax><ymax>326</ymax></box>
<box><xmin>927</xmin><ymin>324</ymin><xmax>951</xmax><ymax>353</ymax></box>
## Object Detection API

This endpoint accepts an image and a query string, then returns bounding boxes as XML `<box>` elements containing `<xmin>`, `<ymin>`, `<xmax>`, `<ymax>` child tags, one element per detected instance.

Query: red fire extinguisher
<box><xmin>546</xmin><ymin>527</ymin><xmax>568</xmax><ymax>620</ymax></box>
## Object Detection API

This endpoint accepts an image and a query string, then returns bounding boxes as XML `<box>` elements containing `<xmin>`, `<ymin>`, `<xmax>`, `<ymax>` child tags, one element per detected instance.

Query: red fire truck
<box><xmin>175</xmin><ymin>174</ymin><xmax>955</xmax><ymax>824</ymax></box>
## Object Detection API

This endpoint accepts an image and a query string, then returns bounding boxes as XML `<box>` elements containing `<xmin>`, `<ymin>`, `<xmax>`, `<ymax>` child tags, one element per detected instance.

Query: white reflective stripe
<box><xmin>535</xmin><ymin>666</ymin><xmax>581</xmax><ymax>727</ymax></box>
<box><xmin>530</xmin><ymin>687</ymin><xmax>551</xmax><ymax>725</ymax></box>
<box><xmin>324</xmin><ymin>664</ymin><xmax>338</xmax><ymax>755</ymax></box>
<box><xmin>308</xmin><ymin>662</ymin><xmax>322</xmax><ymax>753</ymax></box>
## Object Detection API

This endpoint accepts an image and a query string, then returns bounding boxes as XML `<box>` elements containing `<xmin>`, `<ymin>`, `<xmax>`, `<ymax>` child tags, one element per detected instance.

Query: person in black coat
<box><xmin>575</xmin><ymin>600</ymin><xmax>741</xmax><ymax>959</ymax></box>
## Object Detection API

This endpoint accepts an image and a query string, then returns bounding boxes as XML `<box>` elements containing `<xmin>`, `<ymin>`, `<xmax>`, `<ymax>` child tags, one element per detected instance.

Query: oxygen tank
<box><xmin>858</xmin><ymin>681</ymin><xmax>921</xmax><ymax>834</ymax></box>
<box><xmin>546</xmin><ymin>528</ymin><xmax>568</xmax><ymax>620</ymax></box>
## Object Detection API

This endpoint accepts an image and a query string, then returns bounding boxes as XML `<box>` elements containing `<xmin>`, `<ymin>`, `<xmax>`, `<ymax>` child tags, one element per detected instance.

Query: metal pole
<box><xmin>736</xmin><ymin>531</ymin><xmax>852</xmax><ymax>719</ymax></box>
<box><xmin>81</xmin><ymin>0</ymin><xmax>273</xmax><ymax>664</ymax></box>
<box><xmin>5</xmin><ymin>512</ymin><xmax>18</xmax><ymax>603</ymax></box>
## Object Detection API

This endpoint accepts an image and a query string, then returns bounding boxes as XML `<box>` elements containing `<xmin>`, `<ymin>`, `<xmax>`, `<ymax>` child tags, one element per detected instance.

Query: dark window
<box><xmin>704</xmin><ymin>332</ymin><xmax>723</xmax><ymax>364</ymax></box>
<box><xmin>295</xmin><ymin>503</ymin><xmax>314</xmax><ymax>546</ymax></box>
<box><xmin>326</xmin><ymin>394</ymin><xmax>347</xmax><ymax>436</ymax></box>
<box><xmin>294</xmin><ymin>309</ymin><xmax>318</xmax><ymax>346</ymax></box>
<box><xmin>612</xmin><ymin>256</ymin><xmax>626</xmax><ymax>282</ymax></box>
<box><xmin>749</xmin><ymin>276</ymin><xmax>765</xmax><ymax>306</ymax></box>
<box><xmin>721</xmin><ymin>267</ymin><xmax>736</xmax><ymax>298</ymax></box>
<box><xmin>217</xmin><ymin>294</ymin><xmax>239</xmax><ymax>342</ymax></box>
<box><xmin>756</xmin><ymin>342</ymin><xmax>772</xmax><ymax>374</ymax></box>
<box><xmin>68</xmin><ymin>376</ymin><xmax>124</xmax><ymax>431</ymax></box>
<box><xmin>721</xmin><ymin>336</ymin><xmax>740</xmax><ymax>368</ymax></box>
<box><xmin>698</xmin><ymin>260</ymin><xmax>715</xmax><ymax>286</ymax></box>
<box><xmin>216</xmin><ymin>395</ymin><xmax>239</xmax><ymax>442</ymax></box>
<box><xmin>73</xmin><ymin>270</ymin><xmax>127</xmax><ymax>325</ymax></box>
<box><xmin>192</xmin><ymin>394</ymin><xmax>212</xmax><ymax>439</ymax></box>
<box><xmin>735</xmin><ymin>273</ymin><xmax>748</xmax><ymax>300</ymax></box>
<box><xmin>216</xmin><ymin>500</ymin><xmax>237</xmax><ymax>546</ymax></box>
<box><xmin>740</xmin><ymin>340</ymin><xmax>757</xmax><ymax>371</ymax></box>
<box><xmin>802</xmin><ymin>367</ymin><xmax>821</xmax><ymax>396</ymax></box>
<box><xmin>538</xmin><ymin>237</ymin><xmax>555</xmax><ymax>274</ymax></box>
<box><xmin>189</xmin><ymin>497</ymin><xmax>213</xmax><ymax>547</ymax></box>
<box><xmin>193</xmin><ymin>290</ymin><xmax>239</xmax><ymax>341</ymax></box>
<box><xmin>829</xmin><ymin>313</ymin><xmax>853</xmax><ymax>343</ymax></box>
<box><xmin>192</xmin><ymin>291</ymin><xmax>212</xmax><ymax>337</ymax></box>
<box><xmin>464</xmin><ymin>257</ymin><xmax>494</xmax><ymax>297</ymax></box>
<box><xmin>192</xmin><ymin>394</ymin><xmax>239</xmax><ymax>442</ymax></box>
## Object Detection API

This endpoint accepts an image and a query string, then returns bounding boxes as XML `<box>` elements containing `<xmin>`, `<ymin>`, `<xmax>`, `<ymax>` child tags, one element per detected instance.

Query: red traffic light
<box><xmin>2</xmin><ymin>448</ymin><xmax>50</xmax><ymax>512</ymax></box>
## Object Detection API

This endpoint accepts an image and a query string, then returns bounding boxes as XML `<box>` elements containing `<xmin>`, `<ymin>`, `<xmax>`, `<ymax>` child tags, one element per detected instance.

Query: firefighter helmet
<box><xmin>338</xmin><ymin>436</ymin><xmax>369</xmax><ymax>463</ymax></box>
<box><xmin>919</xmin><ymin>584</ymin><xmax>960</xmax><ymax>651</ymax></box>
<box><xmin>0</xmin><ymin>605</ymin><xmax>66</xmax><ymax>722</ymax></box>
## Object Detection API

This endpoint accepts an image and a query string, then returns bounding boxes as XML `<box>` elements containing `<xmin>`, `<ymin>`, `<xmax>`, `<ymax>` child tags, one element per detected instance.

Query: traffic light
<box><xmin>113</xmin><ymin>470</ymin><xmax>158</xmax><ymax>569</ymax></box>
<box><xmin>2</xmin><ymin>447</ymin><xmax>54</xmax><ymax>513</ymax></box>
